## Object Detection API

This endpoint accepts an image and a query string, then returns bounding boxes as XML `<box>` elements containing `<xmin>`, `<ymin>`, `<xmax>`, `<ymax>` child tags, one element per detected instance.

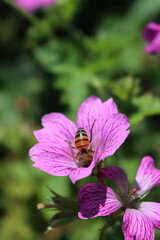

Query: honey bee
<box><xmin>67</xmin><ymin>120</ymin><xmax>96</xmax><ymax>167</ymax></box>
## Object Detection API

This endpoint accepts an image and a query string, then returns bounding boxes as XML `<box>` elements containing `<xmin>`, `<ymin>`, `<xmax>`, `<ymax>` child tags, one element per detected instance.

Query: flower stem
<box><xmin>99</xmin><ymin>213</ymin><xmax>123</xmax><ymax>240</ymax></box>
<box><xmin>99</xmin><ymin>222</ymin><xmax>110</xmax><ymax>240</ymax></box>
<box><xmin>99</xmin><ymin>217</ymin><xmax>115</xmax><ymax>240</ymax></box>
<box><xmin>3</xmin><ymin>0</ymin><xmax>54</xmax><ymax>41</ymax></box>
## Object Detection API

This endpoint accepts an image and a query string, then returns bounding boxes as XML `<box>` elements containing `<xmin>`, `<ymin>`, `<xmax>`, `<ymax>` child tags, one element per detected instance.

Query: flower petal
<box><xmin>77</xmin><ymin>96</ymin><xmax>102</xmax><ymax>139</ymax></box>
<box><xmin>29</xmin><ymin>142</ymin><xmax>77</xmax><ymax>177</ymax></box>
<box><xmin>14</xmin><ymin>0</ymin><xmax>55</xmax><ymax>12</ymax></box>
<box><xmin>135</xmin><ymin>202</ymin><xmax>160</xmax><ymax>230</ymax></box>
<box><xmin>29</xmin><ymin>113</ymin><xmax>78</xmax><ymax>179</ymax></box>
<box><xmin>69</xmin><ymin>146</ymin><xmax>101</xmax><ymax>184</ymax></box>
<box><xmin>77</xmin><ymin>96</ymin><xmax>130</xmax><ymax>157</ymax></box>
<box><xmin>30</xmin><ymin>144</ymin><xmax>101</xmax><ymax>184</ymax></box>
<box><xmin>78</xmin><ymin>183</ymin><xmax>122</xmax><ymax>219</ymax></box>
<box><xmin>143</xmin><ymin>22</ymin><xmax>160</xmax><ymax>54</ymax></box>
<box><xmin>97</xmin><ymin>166</ymin><xmax>129</xmax><ymax>197</ymax></box>
<box><xmin>145</xmin><ymin>32</ymin><xmax>160</xmax><ymax>54</ymax></box>
<box><xmin>77</xmin><ymin>97</ymin><xmax>118</xmax><ymax>148</ymax></box>
<box><xmin>143</xmin><ymin>22</ymin><xmax>160</xmax><ymax>42</ymax></box>
<box><xmin>100</xmin><ymin>113</ymin><xmax>130</xmax><ymax>159</ymax></box>
<box><xmin>122</xmin><ymin>208</ymin><xmax>154</xmax><ymax>240</ymax></box>
<box><xmin>40</xmin><ymin>113</ymin><xmax>77</xmax><ymax>144</ymax></box>
<box><xmin>134</xmin><ymin>156</ymin><xmax>160</xmax><ymax>197</ymax></box>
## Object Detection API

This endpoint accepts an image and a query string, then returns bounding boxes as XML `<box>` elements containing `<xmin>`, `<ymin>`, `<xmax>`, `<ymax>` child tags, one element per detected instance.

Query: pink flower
<box><xmin>143</xmin><ymin>22</ymin><xmax>160</xmax><ymax>54</ymax></box>
<box><xmin>29</xmin><ymin>96</ymin><xmax>130</xmax><ymax>184</ymax></box>
<box><xmin>14</xmin><ymin>0</ymin><xmax>56</xmax><ymax>12</ymax></box>
<box><xmin>78</xmin><ymin>156</ymin><xmax>160</xmax><ymax>239</ymax></box>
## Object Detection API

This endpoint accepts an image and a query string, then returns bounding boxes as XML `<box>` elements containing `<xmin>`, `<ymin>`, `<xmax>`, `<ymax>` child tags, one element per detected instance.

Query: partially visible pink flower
<box><xmin>143</xmin><ymin>22</ymin><xmax>160</xmax><ymax>54</ymax></box>
<box><xmin>29</xmin><ymin>96</ymin><xmax>130</xmax><ymax>184</ymax></box>
<box><xmin>14</xmin><ymin>0</ymin><xmax>56</xmax><ymax>12</ymax></box>
<box><xmin>78</xmin><ymin>156</ymin><xmax>160</xmax><ymax>239</ymax></box>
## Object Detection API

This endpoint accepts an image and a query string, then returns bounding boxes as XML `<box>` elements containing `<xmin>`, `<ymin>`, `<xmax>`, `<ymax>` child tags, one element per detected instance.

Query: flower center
<box><xmin>123</xmin><ymin>188</ymin><xmax>140</xmax><ymax>208</ymax></box>
<box><xmin>131</xmin><ymin>188</ymin><xmax>137</xmax><ymax>198</ymax></box>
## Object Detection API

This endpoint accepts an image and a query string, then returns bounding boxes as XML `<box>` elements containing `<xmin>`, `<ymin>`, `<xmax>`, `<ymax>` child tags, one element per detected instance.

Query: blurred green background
<box><xmin>1</xmin><ymin>0</ymin><xmax>160</xmax><ymax>239</ymax></box>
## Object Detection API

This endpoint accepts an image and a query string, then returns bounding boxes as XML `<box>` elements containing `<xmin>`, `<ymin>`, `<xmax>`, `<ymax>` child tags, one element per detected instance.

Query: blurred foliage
<box><xmin>0</xmin><ymin>0</ymin><xmax>160</xmax><ymax>239</ymax></box>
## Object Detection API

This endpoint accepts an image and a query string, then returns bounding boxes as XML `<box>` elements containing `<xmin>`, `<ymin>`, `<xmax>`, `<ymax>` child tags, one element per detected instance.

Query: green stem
<box><xmin>99</xmin><ymin>223</ymin><xmax>110</xmax><ymax>240</ymax></box>
<box><xmin>99</xmin><ymin>212</ymin><xmax>123</xmax><ymax>240</ymax></box>
<box><xmin>3</xmin><ymin>0</ymin><xmax>54</xmax><ymax>40</ymax></box>
<box><xmin>99</xmin><ymin>216</ymin><xmax>116</xmax><ymax>240</ymax></box>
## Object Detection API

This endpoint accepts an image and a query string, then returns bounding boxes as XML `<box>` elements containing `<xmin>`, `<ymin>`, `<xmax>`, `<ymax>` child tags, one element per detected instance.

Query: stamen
<box><xmin>131</xmin><ymin>188</ymin><xmax>137</xmax><ymax>196</ymax></box>
<box><xmin>130</xmin><ymin>188</ymin><xmax>138</xmax><ymax>201</ymax></box>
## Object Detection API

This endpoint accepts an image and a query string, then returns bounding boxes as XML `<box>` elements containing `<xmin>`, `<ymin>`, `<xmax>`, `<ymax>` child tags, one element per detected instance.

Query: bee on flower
<box><xmin>29</xmin><ymin>96</ymin><xmax>130</xmax><ymax>183</ymax></box>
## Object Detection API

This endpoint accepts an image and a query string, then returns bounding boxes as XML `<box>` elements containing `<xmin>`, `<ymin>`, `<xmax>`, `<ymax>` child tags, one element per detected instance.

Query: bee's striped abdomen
<box><xmin>75</xmin><ymin>128</ymin><xmax>89</xmax><ymax>150</ymax></box>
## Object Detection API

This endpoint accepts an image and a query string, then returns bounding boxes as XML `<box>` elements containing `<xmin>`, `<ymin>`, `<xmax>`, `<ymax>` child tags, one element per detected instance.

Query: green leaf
<box><xmin>109</xmin><ymin>76</ymin><xmax>141</xmax><ymax>101</ymax></box>
<box><xmin>130</xmin><ymin>94</ymin><xmax>160</xmax><ymax>125</ymax></box>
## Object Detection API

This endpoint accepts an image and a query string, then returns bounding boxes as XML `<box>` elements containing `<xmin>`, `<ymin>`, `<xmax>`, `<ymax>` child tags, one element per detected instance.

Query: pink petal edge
<box><xmin>99</xmin><ymin>113</ymin><xmax>130</xmax><ymax>160</ymax></box>
<box><xmin>14</xmin><ymin>0</ymin><xmax>55</xmax><ymax>12</ymax></box>
<box><xmin>134</xmin><ymin>156</ymin><xmax>160</xmax><ymax>197</ymax></box>
<box><xmin>144</xmin><ymin>32</ymin><xmax>160</xmax><ymax>54</ymax></box>
<box><xmin>143</xmin><ymin>22</ymin><xmax>160</xmax><ymax>42</ymax></box>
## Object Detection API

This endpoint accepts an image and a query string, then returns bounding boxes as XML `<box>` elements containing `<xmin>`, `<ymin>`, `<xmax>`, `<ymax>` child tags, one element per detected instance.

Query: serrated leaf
<box><xmin>34</xmin><ymin>40</ymin><xmax>83</xmax><ymax>74</ymax></box>
<box><xmin>109</xmin><ymin>76</ymin><xmax>141</xmax><ymax>100</ymax></box>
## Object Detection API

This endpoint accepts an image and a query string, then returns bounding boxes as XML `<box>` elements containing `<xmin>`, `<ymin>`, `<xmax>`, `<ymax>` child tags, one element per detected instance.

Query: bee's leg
<box><xmin>65</xmin><ymin>140</ymin><xmax>76</xmax><ymax>149</ymax></box>
<box><xmin>89</xmin><ymin>119</ymin><xmax>96</xmax><ymax>143</ymax></box>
